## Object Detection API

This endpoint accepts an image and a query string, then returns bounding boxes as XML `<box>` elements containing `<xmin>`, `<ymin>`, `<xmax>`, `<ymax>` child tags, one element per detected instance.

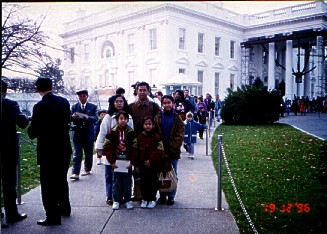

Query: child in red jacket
<box><xmin>103</xmin><ymin>111</ymin><xmax>137</xmax><ymax>210</ymax></box>
<box><xmin>135</xmin><ymin>116</ymin><xmax>164</xmax><ymax>209</ymax></box>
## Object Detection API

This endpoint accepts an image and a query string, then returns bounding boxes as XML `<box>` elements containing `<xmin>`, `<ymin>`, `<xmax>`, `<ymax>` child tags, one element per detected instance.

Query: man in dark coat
<box><xmin>1</xmin><ymin>80</ymin><xmax>29</xmax><ymax>228</ymax></box>
<box><xmin>69</xmin><ymin>89</ymin><xmax>98</xmax><ymax>180</ymax></box>
<box><xmin>28</xmin><ymin>78</ymin><xmax>72</xmax><ymax>226</ymax></box>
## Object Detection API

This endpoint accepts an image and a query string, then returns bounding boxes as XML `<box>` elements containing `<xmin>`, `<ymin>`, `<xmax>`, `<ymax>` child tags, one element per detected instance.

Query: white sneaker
<box><xmin>190</xmin><ymin>154</ymin><xmax>194</xmax><ymax>160</ymax></box>
<box><xmin>81</xmin><ymin>170</ymin><xmax>91</xmax><ymax>176</ymax></box>
<box><xmin>140</xmin><ymin>200</ymin><xmax>148</xmax><ymax>208</ymax></box>
<box><xmin>97</xmin><ymin>158</ymin><xmax>102</xmax><ymax>165</ymax></box>
<box><xmin>112</xmin><ymin>202</ymin><xmax>120</xmax><ymax>210</ymax></box>
<box><xmin>147</xmin><ymin>201</ymin><xmax>157</xmax><ymax>209</ymax></box>
<box><xmin>126</xmin><ymin>201</ymin><xmax>133</xmax><ymax>210</ymax></box>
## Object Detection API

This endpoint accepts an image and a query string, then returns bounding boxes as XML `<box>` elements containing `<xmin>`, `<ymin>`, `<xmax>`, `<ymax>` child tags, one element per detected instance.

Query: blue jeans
<box><xmin>160</xmin><ymin>159</ymin><xmax>179</xmax><ymax>199</ymax></box>
<box><xmin>72</xmin><ymin>139</ymin><xmax>94</xmax><ymax>174</ymax></box>
<box><xmin>187</xmin><ymin>143</ymin><xmax>194</xmax><ymax>155</ymax></box>
<box><xmin>105</xmin><ymin>165</ymin><xmax>113</xmax><ymax>199</ymax></box>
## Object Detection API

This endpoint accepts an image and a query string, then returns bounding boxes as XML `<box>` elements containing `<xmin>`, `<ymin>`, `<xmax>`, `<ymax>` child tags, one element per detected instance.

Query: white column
<box><xmin>285</xmin><ymin>40</ymin><xmax>293</xmax><ymax>100</ymax></box>
<box><xmin>91</xmin><ymin>38</ymin><xmax>96</xmax><ymax>87</ymax></box>
<box><xmin>317</xmin><ymin>36</ymin><xmax>325</xmax><ymax>97</ymax></box>
<box><xmin>268</xmin><ymin>42</ymin><xmax>275</xmax><ymax>90</ymax></box>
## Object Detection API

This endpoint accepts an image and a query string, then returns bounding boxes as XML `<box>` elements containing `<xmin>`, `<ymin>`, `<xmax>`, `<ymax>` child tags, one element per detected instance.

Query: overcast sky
<box><xmin>3</xmin><ymin>1</ymin><xmax>313</xmax><ymax>64</ymax></box>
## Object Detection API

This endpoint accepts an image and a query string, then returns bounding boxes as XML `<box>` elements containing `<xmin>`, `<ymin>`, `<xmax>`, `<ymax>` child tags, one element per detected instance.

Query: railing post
<box><xmin>213</xmin><ymin>110</ymin><xmax>216</xmax><ymax>127</ymax></box>
<box><xmin>205</xmin><ymin>129</ymin><xmax>208</xmax><ymax>156</ymax></box>
<box><xmin>206</xmin><ymin>116</ymin><xmax>211</xmax><ymax>138</ymax></box>
<box><xmin>16</xmin><ymin>132</ymin><xmax>24</xmax><ymax>205</ymax></box>
<box><xmin>216</xmin><ymin>135</ymin><xmax>223</xmax><ymax>211</ymax></box>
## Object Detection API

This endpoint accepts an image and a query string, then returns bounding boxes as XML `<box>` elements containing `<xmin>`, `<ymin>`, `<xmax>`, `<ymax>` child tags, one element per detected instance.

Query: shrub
<box><xmin>221</xmin><ymin>85</ymin><xmax>281</xmax><ymax>125</ymax></box>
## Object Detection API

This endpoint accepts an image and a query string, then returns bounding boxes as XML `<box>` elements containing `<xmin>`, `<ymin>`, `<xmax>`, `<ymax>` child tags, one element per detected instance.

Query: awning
<box><xmin>159</xmin><ymin>73</ymin><xmax>202</xmax><ymax>86</ymax></box>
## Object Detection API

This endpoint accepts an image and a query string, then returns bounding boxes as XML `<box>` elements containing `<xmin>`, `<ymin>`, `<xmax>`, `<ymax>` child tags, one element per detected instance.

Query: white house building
<box><xmin>59</xmin><ymin>1</ymin><xmax>327</xmax><ymax>103</ymax></box>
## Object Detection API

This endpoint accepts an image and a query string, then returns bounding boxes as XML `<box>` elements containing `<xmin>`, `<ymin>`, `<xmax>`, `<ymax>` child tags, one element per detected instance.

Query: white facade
<box><xmin>60</xmin><ymin>1</ymin><xmax>327</xmax><ymax>102</ymax></box>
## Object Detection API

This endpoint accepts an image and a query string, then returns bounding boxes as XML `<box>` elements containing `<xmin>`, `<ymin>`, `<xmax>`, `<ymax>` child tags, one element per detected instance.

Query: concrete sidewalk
<box><xmin>277</xmin><ymin>112</ymin><xmax>327</xmax><ymax>141</ymax></box>
<box><xmin>2</xmin><ymin>123</ymin><xmax>240</xmax><ymax>234</ymax></box>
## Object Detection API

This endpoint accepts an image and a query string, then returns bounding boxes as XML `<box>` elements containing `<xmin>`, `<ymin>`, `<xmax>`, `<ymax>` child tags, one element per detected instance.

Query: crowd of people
<box><xmin>283</xmin><ymin>95</ymin><xmax>327</xmax><ymax>117</ymax></box>
<box><xmin>1</xmin><ymin>78</ymin><xmax>222</xmax><ymax>228</ymax></box>
<box><xmin>3</xmin><ymin>77</ymin><xmax>326</xmax><ymax>228</ymax></box>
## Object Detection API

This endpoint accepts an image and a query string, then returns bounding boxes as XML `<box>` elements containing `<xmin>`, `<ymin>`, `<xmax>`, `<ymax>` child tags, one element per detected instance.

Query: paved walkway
<box><xmin>4</xmin><ymin>113</ymin><xmax>325</xmax><ymax>233</ymax></box>
<box><xmin>2</xmin><ymin>123</ymin><xmax>240</xmax><ymax>234</ymax></box>
<box><xmin>277</xmin><ymin>112</ymin><xmax>327</xmax><ymax>141</ymax></box>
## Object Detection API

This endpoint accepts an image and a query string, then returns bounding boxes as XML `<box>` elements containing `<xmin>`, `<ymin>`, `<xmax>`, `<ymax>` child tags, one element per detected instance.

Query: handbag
<box><xmin>158</xmin><ymin>166</ymin><xmax>177</xmax><ymax>193</ymax></box>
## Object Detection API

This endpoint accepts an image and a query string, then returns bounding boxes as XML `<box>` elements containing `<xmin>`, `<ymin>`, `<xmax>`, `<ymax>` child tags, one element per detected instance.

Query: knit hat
<box><xmin>186</xmin><ymin>111</ymin><xmax>193</xmax><ymax>118</ymax></box>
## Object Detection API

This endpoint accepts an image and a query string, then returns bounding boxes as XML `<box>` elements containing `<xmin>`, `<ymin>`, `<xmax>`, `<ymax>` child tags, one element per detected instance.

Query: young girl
<box><xmin>95</xmin><ymin>95</ymin><xmax>133</xmax><ymax>206</ymax></box>
<box><xmin>184</xmin><ymin>112</ymin><xmax>207</xmax><ymax>159</ymax></box>
<box><xmin>135</xmin><ymin>116</ymin><xmax>164</xmax><ymax>209</ymax></box>
<box><xmin>103</xmin><ymin>111</ymin><xmax>137</xmax><ymax>210</ymax></box>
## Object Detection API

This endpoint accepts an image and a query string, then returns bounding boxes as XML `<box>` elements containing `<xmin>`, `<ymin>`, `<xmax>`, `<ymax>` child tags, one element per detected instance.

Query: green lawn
<box><xmin>17</xmin><ymin>129</ymin><xmax>39</xmax><ymax>194</ymax></box>
<box><xmin>211</xmin><ymin>123</ymin><xmax>327</xmax><ymax>233</ymax></box>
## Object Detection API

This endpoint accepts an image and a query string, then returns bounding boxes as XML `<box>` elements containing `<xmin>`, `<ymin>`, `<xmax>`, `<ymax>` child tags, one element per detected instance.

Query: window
<box><xmin>198</xmin><ymin>33</ymin><xmax>204</xmax><ymax>53</ymax></box>
<box><xmin>84</xmin><ymin>44</ymin><xmax>89</xmax><ymax>61</ymax></box>
<box><xmin>179</xmin><ymin>68</ymin><xmax>185</xmax><ymax>74</ymax></box>
<box><xmin>128</xmin><ymin>71</ymin><xmax>135</xmax><ymax>86</ymax></box>
<box><xmin>101</xmin><ymin>41</ymin><xmax>115</xmax><ymax>59</ymax></box>
<box><xmin>128</xmin><ymin>34</ymin><xmax>134</xmax><ymax>55</ymax></box>
<box><xmin>263</xmin><ymin>51</ymin><xmax>268</xmax><ymax>65</ymax></box>
<box><xmin>230</xmin><ymin>74</ymin><xmax>235</xmax><ymax>90</ymax></box>
<box><xmin>179</xmin><ymin>28</ymin><xmax>185</xmax><ymax>50</ymax></box>
<box><xmin>104</xmin><ymin>70</ymin><xmax>109</xmax><ymax>87</ymax></box>
<box><xmin>275</xmin><ymin>51</ymin><xmax>280</xmax><ymax>63</ymax></box>
<box><xmin>149</xmin><ymin>68</ymin><xmax>156</xmax><ymax>85</ymax></box>
<box><xmin>215</xmin><ymin>37</ymin><xmax>220</xmax><ymax>56</ymax></box>
<box><xmin>214</xmin><ymin>72</ymin><xmax>220</xmax><ymax>95</ymax></box>
<box><xmin>150</xmin><ymin>28</ymin><xmax>157</xmax><ymax>50</ymax></box>
<box><xmin>230</xmin><ymin>40</ymin><xmax>235</xmax><ymax>59</ymax></box>
<box><xmin>249</xmin><ymin>47</ymin><xmax>253</xmax><ymax>62</ymax></box>
<box><xmin>105</xmin><ymin>47</ymin><xmax>113</xmax><ymax>58</ymax></box>
<box><xmin>70</xmin><ymin>47</ymin><xmax>75</xmax><ymax>64</ymax></box>
<box><xmin>198</xmin><ymin>70</ymin><xmax>204</xmax><ymax>95</ymax></box>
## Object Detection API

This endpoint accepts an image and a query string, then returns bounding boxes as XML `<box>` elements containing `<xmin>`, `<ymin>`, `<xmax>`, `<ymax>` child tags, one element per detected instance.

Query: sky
<box><xmin>15</xmin><ymin>1</ymin><xmax>312</xmax><ymax>33</ymax></box>
<box><xmin>2</xmin><ymin>1</ymin><xmax>313</xmax><ymax>76</ymax></box>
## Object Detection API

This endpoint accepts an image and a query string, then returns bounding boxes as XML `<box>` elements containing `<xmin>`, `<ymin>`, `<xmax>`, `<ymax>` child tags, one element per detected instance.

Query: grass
<box><xmin>211</xmin><ymin>123</ymin><xmax>327</xmax><ymax>233</ymax></box>
<box><xmin>17</xmin><ymin>129</ymin><xmax>39</xmax><ymax>195</ymax></box>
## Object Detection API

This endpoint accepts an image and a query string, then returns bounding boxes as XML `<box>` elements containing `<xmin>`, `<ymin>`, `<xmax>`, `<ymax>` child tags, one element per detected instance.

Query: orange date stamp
<box><xmin>263</xmin><ymin>203</ymin><xmax>310</xmax><ymax>213</ymax></box>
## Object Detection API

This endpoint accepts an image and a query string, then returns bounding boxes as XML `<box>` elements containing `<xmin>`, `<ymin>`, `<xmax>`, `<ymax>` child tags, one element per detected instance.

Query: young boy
<box><xmin>184</xmin><ymin>112</ymin><xmax>207</xmax><ymax>159</ymax></box>
<box><xmin>103</xmin><ymin>111</ymin><xmax>137</xmax><ymax>210</ymax></box>
<box><xmin>194</xmin><ymin>105</ymin><xmax>208</xmax><ymax>139</ymax></box>
<box><xmin>135</xmin><ymin>116</ymin><xmax>164</xmax><ymax>209</ymax></box>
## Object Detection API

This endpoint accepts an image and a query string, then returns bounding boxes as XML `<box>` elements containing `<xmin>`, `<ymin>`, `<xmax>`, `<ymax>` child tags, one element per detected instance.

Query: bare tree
<box><xmin>2</xmin><ymin>3</ymin><xmax>58</xmax><ymax>77</ymax></box>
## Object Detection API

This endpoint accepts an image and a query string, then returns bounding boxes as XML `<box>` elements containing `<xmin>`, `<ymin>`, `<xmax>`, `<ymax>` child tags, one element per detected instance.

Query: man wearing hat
<box><xmin>70</xmin><ymin>89</ymin><xmax>98</xmax><ymax>180</ymax></box>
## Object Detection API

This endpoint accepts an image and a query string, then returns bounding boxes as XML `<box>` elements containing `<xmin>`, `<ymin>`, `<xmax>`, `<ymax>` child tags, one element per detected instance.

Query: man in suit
<box><xmin>1</xmin><ymin>80</ymin><xmax>29</xmax><ymax>228</ymax></box>
<box><xmin>70</xmin><ymin>89</ymin><xmax>98</xmax><ymax>180</ymax></box>
<box><xmin>28</xmin><ymin>78</ymin><xmax>72</xmax><ymax>226</ymax></box>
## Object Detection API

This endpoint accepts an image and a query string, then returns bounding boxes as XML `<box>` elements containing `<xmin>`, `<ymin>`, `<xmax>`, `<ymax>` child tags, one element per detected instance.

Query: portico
<box><xmin>241</xmin><ymin>29</ymin><xmax>326</xmax><ymax>100</ymax></box>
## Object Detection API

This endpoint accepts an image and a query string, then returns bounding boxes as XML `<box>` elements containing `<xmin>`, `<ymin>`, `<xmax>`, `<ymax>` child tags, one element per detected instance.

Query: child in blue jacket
<box><xmin>184</xmin><ymin>112</ymin><xmax>207</xmax><ymax>159</ymax></box>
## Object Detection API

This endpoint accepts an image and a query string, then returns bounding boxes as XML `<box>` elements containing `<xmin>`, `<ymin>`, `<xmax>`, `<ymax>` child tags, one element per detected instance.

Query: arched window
<box><xmin>101</xmin><ymin>40</ymin><xmax>115</xmax><ymax>59</ymax></box>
